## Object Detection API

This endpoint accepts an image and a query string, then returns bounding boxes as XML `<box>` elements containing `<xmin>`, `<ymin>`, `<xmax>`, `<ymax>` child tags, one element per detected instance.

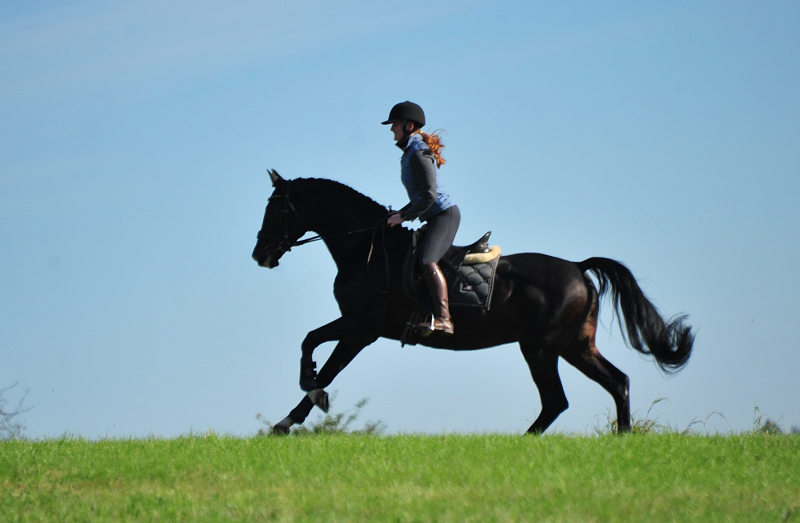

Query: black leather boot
<box><xmin>417</xmin><ymin>262</ymin><xmax>454</xmax><ymax>335</ymax></box>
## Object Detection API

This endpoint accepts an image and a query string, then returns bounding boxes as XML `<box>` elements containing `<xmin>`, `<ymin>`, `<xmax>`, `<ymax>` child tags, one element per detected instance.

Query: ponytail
<box><xmin>418</xmin><ymin>130</ymin><xmax>447</xmax><ymax>168</ymax></box>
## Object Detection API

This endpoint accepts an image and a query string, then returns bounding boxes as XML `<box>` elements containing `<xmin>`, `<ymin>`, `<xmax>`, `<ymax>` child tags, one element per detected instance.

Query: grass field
<box><xmin>2</xmin><ymin>433</ymin><xmax>799</xmax><ymax>522</ymax></box>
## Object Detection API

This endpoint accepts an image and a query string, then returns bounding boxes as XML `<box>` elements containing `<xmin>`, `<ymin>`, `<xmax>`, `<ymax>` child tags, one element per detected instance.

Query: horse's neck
<box><xmin>303</xmin><ymin>194</ymin><xmax>382</xmax><ymax>236</ymax></box>
<box><xmin>297</xmin><ymin>187</ymin><xmax>386</xmax><ymax>264</ymax></box>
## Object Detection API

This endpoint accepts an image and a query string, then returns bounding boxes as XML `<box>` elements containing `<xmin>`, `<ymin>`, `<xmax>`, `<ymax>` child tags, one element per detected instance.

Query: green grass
<box><xmin>2</xmin><ymin>433</ymin><xmax>799</xmax><ymax>522</ymax></box>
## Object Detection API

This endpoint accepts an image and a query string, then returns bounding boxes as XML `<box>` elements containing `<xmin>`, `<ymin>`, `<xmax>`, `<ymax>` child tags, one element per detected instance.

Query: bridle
<box><xmin>257</xmin><ymin>180</ymin><xmax>390</xmax><ymax>293</ymax></box>
<box><xmin>258</xmin><ymin>180</ymin><xmax>315</xmax><ymax>254</ymax></box>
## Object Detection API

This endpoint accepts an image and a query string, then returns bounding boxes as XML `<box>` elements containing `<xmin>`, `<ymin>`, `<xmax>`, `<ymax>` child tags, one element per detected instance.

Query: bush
<box><xmin>257</xmin><ymin>393</ymin><xmax>385</xmax><ymax>436</ymax></box>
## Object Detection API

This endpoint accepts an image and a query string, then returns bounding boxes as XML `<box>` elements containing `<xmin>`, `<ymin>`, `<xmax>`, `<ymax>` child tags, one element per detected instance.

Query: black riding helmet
<box><xmin>381</xmin><ymin>101</ymin><xmax>425</xmax><ymax>128</ymax></box>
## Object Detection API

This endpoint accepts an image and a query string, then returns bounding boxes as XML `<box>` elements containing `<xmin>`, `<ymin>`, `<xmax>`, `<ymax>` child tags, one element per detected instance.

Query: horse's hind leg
<box><xmin>519</xmin><ymin>342</ymin><xmax>569</xmax><ymax>434</ymax></box>
<box><xmin>561</xmin><ymin>333</ymin><xmax>631</xmax><ymax>432</ymax></box>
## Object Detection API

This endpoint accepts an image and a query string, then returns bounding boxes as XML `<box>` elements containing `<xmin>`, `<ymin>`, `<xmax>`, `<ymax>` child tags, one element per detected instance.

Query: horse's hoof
<box><xmin>272</xmin><ymin>424</ymin><xmax>290</xmax><ymax>436</ymax></box>
<box><xmin>272</xmin><ymin>416</ymin><xmax>294</xmax><ymax>435</ymax></box>
<box><xmin>307</xmin><ymin>389</ymin><xmax>330</xmax><ymax>413</ymax></box>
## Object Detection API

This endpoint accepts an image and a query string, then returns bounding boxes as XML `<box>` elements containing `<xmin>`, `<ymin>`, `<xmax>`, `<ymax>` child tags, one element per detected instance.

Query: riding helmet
<box><xmin>381</xmin><ymin>101</ymin><xmax>425</xmax><ymax>128</ymax></box>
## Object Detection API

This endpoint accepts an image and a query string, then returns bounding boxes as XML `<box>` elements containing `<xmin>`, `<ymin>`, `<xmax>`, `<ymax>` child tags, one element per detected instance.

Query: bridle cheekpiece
<box><xmin>258</xmin><ymin>180</ymin><xmax>318</xmax><ymax>254</ymax></box>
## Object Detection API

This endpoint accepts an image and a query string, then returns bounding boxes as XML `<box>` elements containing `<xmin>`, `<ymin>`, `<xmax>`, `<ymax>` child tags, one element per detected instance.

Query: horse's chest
<box><xmin>332</xmin><ymin>275</ymin><xmax>377</xmax><ymax>310</ymax></box>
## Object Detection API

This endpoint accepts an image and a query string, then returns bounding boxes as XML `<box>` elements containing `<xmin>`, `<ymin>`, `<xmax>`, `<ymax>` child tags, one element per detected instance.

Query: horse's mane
<box><xmin>293</xmin><ymin>177</ymin><xmax>388</xmax><ymax>219</ymax></box>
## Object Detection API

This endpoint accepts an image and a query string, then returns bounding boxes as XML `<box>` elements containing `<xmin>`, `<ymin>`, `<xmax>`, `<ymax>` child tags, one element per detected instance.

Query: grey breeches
<box><xmin>419</xmin><ymin>205</ymin><xmax>461</xmax><ymax>266</ymax></box>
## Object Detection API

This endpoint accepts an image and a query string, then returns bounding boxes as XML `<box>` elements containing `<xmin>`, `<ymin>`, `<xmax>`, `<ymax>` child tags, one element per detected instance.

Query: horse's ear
<box><xmin>268</xmin><ymin>169</ymin><xmax>285</xmax><ymax>187</ymax></box>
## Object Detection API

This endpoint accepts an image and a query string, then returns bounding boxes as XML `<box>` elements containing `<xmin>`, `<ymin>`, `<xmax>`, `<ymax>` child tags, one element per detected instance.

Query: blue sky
<box><xmin>2</xmin><ymin>1</ymin><xmax>799</xmax><ymax>437</ymax></box>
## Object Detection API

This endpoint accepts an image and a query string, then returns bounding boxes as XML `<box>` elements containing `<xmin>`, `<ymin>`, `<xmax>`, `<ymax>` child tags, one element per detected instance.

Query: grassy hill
<box><xmin>2</xmin><ymin>433</ymin><xmax>799</xmax><ymax>522</ymax></box>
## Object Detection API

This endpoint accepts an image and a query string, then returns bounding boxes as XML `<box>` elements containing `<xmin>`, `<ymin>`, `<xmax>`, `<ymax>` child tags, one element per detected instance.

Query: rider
<box><xmin>383</xmin><ymin>101</ymin><xmax>460</xmax><ymax>336</ymax></box>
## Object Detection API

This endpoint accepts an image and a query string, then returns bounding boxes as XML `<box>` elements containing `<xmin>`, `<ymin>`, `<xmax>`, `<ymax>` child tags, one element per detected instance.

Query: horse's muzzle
<box><xmin>253</xmin><ymin>250</ymin><xmax>281</xmax><ymax>269</ymax></box>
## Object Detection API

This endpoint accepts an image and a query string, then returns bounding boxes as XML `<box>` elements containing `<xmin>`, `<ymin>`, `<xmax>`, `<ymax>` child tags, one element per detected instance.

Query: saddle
<box><xmin>401</xmin><ymin>229</ymin><xmax>502</xmax><ymax>346</ymax></box>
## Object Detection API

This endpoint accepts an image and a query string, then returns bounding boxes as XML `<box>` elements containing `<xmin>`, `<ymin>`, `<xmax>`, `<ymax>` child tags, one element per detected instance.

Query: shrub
<box><xmin>257</xmin><ymin>393</ymin><xmax>385</xmax><ymax>436</ymax></box>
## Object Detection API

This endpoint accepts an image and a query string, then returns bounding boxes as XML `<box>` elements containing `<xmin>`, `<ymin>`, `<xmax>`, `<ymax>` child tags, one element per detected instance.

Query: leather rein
<box><xmin>260</xmin><ymin>180</ymin><xmax>390</xmax><ymax>294</ymax></box>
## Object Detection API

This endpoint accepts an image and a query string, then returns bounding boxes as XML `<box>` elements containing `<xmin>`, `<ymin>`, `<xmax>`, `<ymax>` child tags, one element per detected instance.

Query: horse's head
<box><xmin>252</xmin><ymin>170</ymin><xmax>309</xmax><ymax>269</ymax></box>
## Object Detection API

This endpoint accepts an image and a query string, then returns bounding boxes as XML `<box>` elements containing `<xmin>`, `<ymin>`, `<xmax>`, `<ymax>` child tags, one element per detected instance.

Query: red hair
<box><xmin>418</xmin><ymin>130</ymin><xmax>447</xmax><ymax>168</ymax></box>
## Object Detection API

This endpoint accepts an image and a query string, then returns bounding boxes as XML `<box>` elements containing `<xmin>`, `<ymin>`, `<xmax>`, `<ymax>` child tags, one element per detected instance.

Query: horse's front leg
<box><xmin>297</xmin><ymin>317</ymin><xmax>349</xmax><ymax>391</ymax></box>
<box><xmin>273</xmin><ymin>316</ymin><xmax>381</xmax><ymax>434</ymax></box>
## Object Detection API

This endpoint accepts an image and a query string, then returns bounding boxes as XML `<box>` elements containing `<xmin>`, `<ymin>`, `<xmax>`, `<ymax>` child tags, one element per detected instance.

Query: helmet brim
<box><xmin>382</xmin><ymin>101</ymin><xmax>425</xmax><ymax>127</ymax></box>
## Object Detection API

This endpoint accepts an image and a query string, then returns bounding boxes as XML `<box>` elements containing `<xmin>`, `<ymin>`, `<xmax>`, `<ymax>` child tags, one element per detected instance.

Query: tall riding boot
<box><xmin>417</xmin><ymin>262</ymin><xmax>454</xmax><ymax>336</ymax></box>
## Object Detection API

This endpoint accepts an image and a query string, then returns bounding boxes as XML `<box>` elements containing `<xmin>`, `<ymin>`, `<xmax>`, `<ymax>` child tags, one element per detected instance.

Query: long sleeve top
<box><xmin>398</xmin><ymin>133</ymin><xmax>453</xmax><ymax>222</ymax></box>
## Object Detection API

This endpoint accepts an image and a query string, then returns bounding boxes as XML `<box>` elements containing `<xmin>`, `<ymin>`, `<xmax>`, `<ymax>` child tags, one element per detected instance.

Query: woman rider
<box><xmin>383</xmin><ymin>101</ymin><xmax>461</xmax><ymax>335</ymax></box>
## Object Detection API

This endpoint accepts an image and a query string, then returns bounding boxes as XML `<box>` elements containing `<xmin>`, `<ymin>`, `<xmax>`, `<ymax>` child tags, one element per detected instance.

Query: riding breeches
<box><xmin>419</xmin><ymin>205</ymin><xmax>461</xmax><ymax>267</ymax></box>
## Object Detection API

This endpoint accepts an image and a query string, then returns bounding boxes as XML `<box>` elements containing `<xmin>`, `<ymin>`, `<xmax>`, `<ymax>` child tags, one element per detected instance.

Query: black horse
<box><xmin>252</xmin><ymin>171</ymin><xmax>694</xmax><ymax>434</ymax></box>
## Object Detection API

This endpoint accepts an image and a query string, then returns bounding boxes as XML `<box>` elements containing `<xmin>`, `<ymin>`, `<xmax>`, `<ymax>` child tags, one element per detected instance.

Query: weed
<box><xmin>591</xmin><ymin>401</ymin><xmax>800</xmax><ymax>437</ymax></box>
<box><xmin>679</xmin><ymin>411</ymin><xmax>728</xmax><ymax>435</ymax></box>
<box><xmin>592</xmin><ymin>398</ymin><xmax>673</xmax><ymax>435</ymax></box>
<box><xmin>257</xmin><ymin>393</ymin><xmax>386</xmax><ymax>436</ymax></box>
<box><xmin>753</xmin><ymin>407</ymin><xmax>787</xmax><ymax>435</ymax></box>
<box><xmin>0</xmin><ymin>382</ymin><xmax>30</xmax><ymax>440</ymax></box>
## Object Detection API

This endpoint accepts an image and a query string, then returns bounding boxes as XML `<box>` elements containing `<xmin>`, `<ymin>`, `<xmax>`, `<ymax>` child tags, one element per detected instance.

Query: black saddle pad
<box><xmin>399</xmin><ymin>256</ymin><xmax>500</xmax><ymax>347</ymax></box>
<box><xmin>442</xmin><ymin>256</ymin><xmax>500</xmax><ymax>310</ymax></box>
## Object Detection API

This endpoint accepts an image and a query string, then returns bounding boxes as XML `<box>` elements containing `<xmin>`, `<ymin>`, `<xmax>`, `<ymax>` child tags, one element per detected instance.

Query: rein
<box><xmin>289</xmin><ymin>224</ymin><xmax>386</xmax><ymax>248</ymax></box>
<box><xmin>262</xmin><ymin>181</ymin><xmax>390</xmax><ymax>294</ymax></box>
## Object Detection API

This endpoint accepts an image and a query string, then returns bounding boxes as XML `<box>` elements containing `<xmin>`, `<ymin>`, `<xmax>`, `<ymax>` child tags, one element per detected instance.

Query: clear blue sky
<box><xmin>2</xmin><ymin>1</ymin><xmax>798</xmax><ymax>437</ymax></box>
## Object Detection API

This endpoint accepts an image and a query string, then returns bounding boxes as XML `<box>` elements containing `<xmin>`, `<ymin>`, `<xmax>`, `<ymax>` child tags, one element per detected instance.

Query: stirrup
<box><xmin>417</xmin><ymin>314</ymin><xmax>435</xmax><ymax>337</ymax></box>
<box><xmin>416</xmin><ymin>314</ymin><xmax>454</xmax><ymax>337</ymax></box>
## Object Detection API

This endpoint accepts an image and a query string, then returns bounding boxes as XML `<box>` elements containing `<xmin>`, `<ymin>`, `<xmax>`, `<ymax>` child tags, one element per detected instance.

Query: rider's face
<box><xmin>390</xmin><ymin>121</ymin><xmax>405</xmax><ymax>142</ymax></box>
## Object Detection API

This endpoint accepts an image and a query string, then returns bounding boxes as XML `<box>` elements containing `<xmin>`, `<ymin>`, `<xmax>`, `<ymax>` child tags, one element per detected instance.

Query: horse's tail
<box><xmin>577</xmin><ymin>257</ymin><xmax>694</xmax><ymax>374</ymax></box>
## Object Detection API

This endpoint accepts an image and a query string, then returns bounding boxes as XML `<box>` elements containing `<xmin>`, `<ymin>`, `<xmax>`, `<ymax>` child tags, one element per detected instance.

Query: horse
<box><xmin>252</xmin><ymin>170</ymin><xmax>694</xmax><ymax>434</ymax></box>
